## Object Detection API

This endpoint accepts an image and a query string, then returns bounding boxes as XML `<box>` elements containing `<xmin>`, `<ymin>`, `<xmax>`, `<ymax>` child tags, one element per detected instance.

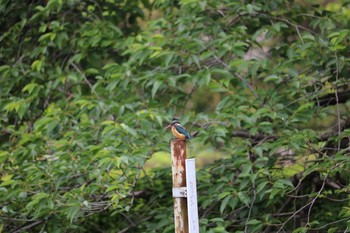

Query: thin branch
<box><xmin>213</xmin><ymin>55</ymin><xmax>259</xmax><ymax>99</ymax></box>
<box><xmin>306</xmin><ymin>173</ymin><xmax>328</xmax><ymax>226</ymax></box>
<box><xmin>117</xmin><ymin>216</ymin><xmax>152</xmax><ymax>233</ymax></box>
<box><xmin>271</xmin><ymin>211</ymin><xmax>298</xmax><ymax>217</ymax></box>
<box><xmin>39</xmin><ymin>220</ymin><xmax>46</xmax><ymax>233</ymax></box>
<box><xmin>83</xmin><ymin>202</ymin><xmax>112</xmax><ymax>217</ymax></box>
<box><xmin>323</xmin><ymin>196</ymin><xmax>350</xmax><ymax>202</ymax></box>
<box><xmin>310</xmin><ymin>216</ymin><xmax>350</xmax><ymax>231</ymax></box>
<box><xmin>294</xmin><ymin>24</ymin><xmax>304</xmax><ymax>44</ymax></box>
<box><xmin>231</xmin><ymin>130</ymin><xmax>277</xmax><ymax>141</ymax></box>
<box><xmin>71</xmin><ymin>63</ymin><xmax>100</xmax><ymax>98</ymax></box>
<box><xmin>259</xmin><ymin>13</ymin><xmax>316</xmax><ymax>34</ymax></box>
<box><xmin>10</xmin><ymin>220</ymin><xmax>45</xmax><ymax>233</ymax></box>
<box><xmin>130</xmin><ymin>169</ymin><xmax>141</xmax><ymax>206</ymax></box>
<box><xmin>181</xmin><ymin>83</ymin><xmax>197</xmax><ymax>116</ymax></box>
<box><xmin>0</xmin><ymin>217</ymin><xmax>34</xmax><ymax>222</ymax></box>
<box><xmin>120</xmin><ymin>212</ymin><xmax>135</xmax><ymax>226</ymax></box>
<box><xmin>334</xmin><ymin>53</ymin><xmax>341</xmax><ymax>150</ymax></box>
<box><xmin>244</xmin><ymin>182</ymin><xmax>257</xmax><ymax>233</ymax></box>
<box><xmin>276</xmin><ymin>201</ymin><xmax>312</xmax><ymax>233</ymax></box>
<box><xmin>201</xmin><ymin>201</ymin><xmax>219</xmax><ymax>218</ymax></box>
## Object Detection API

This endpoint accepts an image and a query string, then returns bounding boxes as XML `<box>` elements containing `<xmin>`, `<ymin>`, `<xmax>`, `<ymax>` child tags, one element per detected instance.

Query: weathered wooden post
<box><xmin>171</xmin><ymin>140</ymin><xmax>189</xmax><ymax>233</ymax></box>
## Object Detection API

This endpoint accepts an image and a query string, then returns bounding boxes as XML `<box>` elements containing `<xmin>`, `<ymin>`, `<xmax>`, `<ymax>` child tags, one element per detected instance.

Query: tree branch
<box><xmin>10</xmin><ymin>220</ymin><xmax>45</xmax><ymax>233</ymax></box>
<box><xmin>70</xmin><ymin>63</ymin><xmax>100</xmax><ymax>98</ymax></box>
<box><xmin>231</xmin><ymin>130</ymin><xmax>277</xmax><ymax>142</ymax></box>
<box><xmin>316</xmin><ymin>90</ymin><xmax>350</xmax><ymax>107</ymax></box>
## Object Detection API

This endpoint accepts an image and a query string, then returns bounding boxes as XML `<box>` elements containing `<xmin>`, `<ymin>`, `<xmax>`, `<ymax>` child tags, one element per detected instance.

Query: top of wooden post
<box><xmin>171</xmin><ymin>140</ymin><xmax>187</xmax><ymax>187</ymax></box>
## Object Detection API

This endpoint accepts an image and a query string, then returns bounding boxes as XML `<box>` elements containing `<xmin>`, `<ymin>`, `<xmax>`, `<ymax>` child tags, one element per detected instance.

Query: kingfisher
<box><xmin>165</xmin><ymin>120</ymin><xmax>191</xmax><ymax>141</ymax></box>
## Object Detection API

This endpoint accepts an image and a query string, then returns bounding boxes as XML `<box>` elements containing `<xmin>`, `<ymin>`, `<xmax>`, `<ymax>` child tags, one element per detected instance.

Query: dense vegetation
<box><xmin>1</xmin><ymin>0</ymin><xmax>350</xmax><ymax>232</ymax></box>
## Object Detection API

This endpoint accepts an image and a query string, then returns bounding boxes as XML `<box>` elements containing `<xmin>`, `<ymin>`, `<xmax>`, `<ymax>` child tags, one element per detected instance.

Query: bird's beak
<box><xmin>165</xmin><ymin>124</ymin><xmax>171</xmax><ymax>129</ymax></box>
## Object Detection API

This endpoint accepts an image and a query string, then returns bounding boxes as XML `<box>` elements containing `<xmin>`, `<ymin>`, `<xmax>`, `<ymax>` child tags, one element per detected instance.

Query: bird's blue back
<box><xmin>174</xmin><ymin>124</ymin><xmax>191</xmax><ymax>140</ymax></box>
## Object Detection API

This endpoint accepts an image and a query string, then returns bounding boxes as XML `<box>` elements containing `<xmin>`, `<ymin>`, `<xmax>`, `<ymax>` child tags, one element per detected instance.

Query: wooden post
<box><xmin>171</xmin><ymin>140</ymin><xmax>189</xmax><ymax>233</ymax></box>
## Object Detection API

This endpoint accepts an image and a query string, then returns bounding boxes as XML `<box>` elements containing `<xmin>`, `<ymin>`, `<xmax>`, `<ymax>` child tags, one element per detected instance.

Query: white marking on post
<box><xmin>185</xmin><ymin>158</ymin><xmax>199</xmax><ymax>233</ymax></box>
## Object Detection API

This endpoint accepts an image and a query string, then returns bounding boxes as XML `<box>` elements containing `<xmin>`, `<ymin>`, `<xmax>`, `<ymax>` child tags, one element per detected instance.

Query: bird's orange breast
<box><xmin>171</xmin><ymin>126</ymin><xmax>186</xmax><ymax>140</ymax></box>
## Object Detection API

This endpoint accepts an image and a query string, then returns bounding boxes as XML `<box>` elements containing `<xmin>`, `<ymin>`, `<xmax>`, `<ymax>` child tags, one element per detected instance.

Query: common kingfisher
<box><xmin>165</xmin><ymin>120</ymin><xmax>191</xmax><ymax>141</ymax></box>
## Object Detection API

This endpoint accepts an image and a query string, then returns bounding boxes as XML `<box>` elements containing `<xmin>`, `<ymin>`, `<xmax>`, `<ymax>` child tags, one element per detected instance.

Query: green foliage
<box><xmin>1</xmin><ymin>0</ymin><xmax>350</xmax><ymax>232</ymax></box>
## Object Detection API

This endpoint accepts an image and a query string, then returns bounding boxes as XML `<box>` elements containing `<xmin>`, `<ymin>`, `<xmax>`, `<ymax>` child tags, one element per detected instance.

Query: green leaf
<box><xmin>4</xmin><ymin>101</ymin><xmax>21</xmax><ymax>112</ymax></box>
<box><xmin>246</xmin><ymin>219</ymin><xmax>261</xmax><ymax>225</ymax></box>
<box><xmin>31</xmin><ymin>60</ymin><xmax>43</xmax><ymax>72</ymax></box>
<box><xmin>101</xmin><ymin>120</ymin><xmax>115</xmax><ymax>125</ymax></box>
<box><xmin>66</xmin><ymin>206</ymin><xmax>81</xmax><ymax>223</ymax></box>
<box><xmin>0</xmin><ymin>65</ymin><xmax>11</xmax><ymax>73</ymax></box>
<box><xmin>277</xmin><ymin>179</ymin><xmax>294</xmax><ymax>188</ymax></box>
<box><xmin>220</xmin><ymin>195</ymin><xmax>231</xmax><ymax>214</ymax></box>
<box><xmin>256</xmin><ymin>181</ymin><xmax>268</xmax><ymax>193</ymax></box>
<box><xmin>151</xmin><ymin>80</ymin><xmax>162</xmax><ymax>99</ymax></box>
<box><xmin>120</xmin><ymin>123</ymin><xmax>137</xmax><ymax>136</ymax></box>
<box><xmin>264</xmin><ymin>75</ymin><xmax>281</xmax><ymax>84</ymax></box>
<box><xmin>38</xmin><ymin>32</ymin><xmax>56</xmax><ymax>42</ymax></box>
<box><xmin>34</xmin><ymin>116</ymin><xmax>53</xmax><ymax>131</ymax></box>
<box><xmin>237</xmin><ymin>191</ymin><xmax>251</xmax><ymax>206</ymax></box>
<box><xmin>22</xmin><ymin>83</ymin><xmax>40</xmax><ymax>94</ymax></box>
<box><xmin>292</xmin><ymin>227</ymin><xmax>307</xmax><ymax>233</ymax></box>
<box><xmin>328</xmin><ymin>227</ymin><xmax>339</xmax><ymax>233</ymax></box>
<box><xmin>180</xmin><ymin>0</ymin><xmax>199</xmax><ymax>5</ymax></box>
<box><xmin>26</xmin><ymin>192</ymin><xmax>49</xmax><ymax>209</ymax></box>
<box><xmin>218</xmin><ymin>191</ymin><xmax>231</xmax><ymax>200</ymax></box>
<box><xmin>106</xmin><ymin>185</ymin><xmax>119</xmax><ymax>192</ymax></box>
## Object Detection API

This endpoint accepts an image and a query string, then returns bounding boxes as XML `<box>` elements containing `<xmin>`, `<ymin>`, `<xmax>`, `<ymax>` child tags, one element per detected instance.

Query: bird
<box><xmin>165</xmin><ymin>120</ymin><xmax>191</xmax><ymax>141</ymax></box>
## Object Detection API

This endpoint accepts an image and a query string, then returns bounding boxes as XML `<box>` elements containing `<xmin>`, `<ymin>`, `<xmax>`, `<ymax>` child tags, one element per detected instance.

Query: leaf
<box><xmin>120</xmin><ymin>123</ymin><xmax>137</xmax><ymax>136</ymax></box>
<box><xmin>101</xmin><ymin>120</ymin><xmax>115</xmax><ymax>125</ymax></box>
<box><xmin>26</xmin><ymin>192</ymin><xmax>49</xmax><ymax>209</ymax></box>
<box><xmin>246</xmin><ymin>4</ymin><xmax>254</xmax><ymax>14</ymax></box>
<box><xmin>22</xmin><ymin>83</ymin><xmax>40</xmax><ymax>94</ymax></box>
<box><xmin>229</xmin><ymin>197</ymin><xmax>238</xmax><ymax>210</ymax></box>
<box><xmin>38</xmin><ymin>32</ymin><xmax>56</xmax><ymax>42</ymax></box>
<box><xmin>246</xmin><ymin>219</ymin><xmax>261</xmax><ymax>225</ymax></box>
<box><xmin>180</xmin><ymin>0</ymin><xmax>199</xmax><ymax>5</ymax></box>
<box><xmin>253</xmin><ymin>147</ymin><xmax>263</xmax><ymax>157</ymax></box>
<box><xmin>328</xmin><ymin>227</ymin><xmax>339</xmax><ymax>233</ymax></box>
<box><xmin>277</xmin><ymin>179</ymin><xmax>294</xmax><ymax>188</ymax></box>
<box><xmin>151</xmin><ymin>80</ymin><xmax>162</xmax><ymax>99</ymax></box>
<box><xmin>0</xmin><ymin>65</ymin><xmax>11</xmax><ymax>73</ymax></box>
<box><xmin>0</xmin><ymin>179</ymin><xmax>15</xmax><ymax>187</ymax></box>
<box><xmin>256</xmin><ymin>181</ymin><xmax>268</xmax><ymax>193</ymax></box>
<box><xmin>302</xmin><ymin>33</ymin><xmax>315</xmax><ymax>41</ymax></box>
<box><xmin>19</xmin><ymin>191</ymin><xmax>27</xmax><ymax>199</ymax></box>
<box><xmin>198</xmin><ymin>69</ymin><xmax>211</xmax><ymax>87</ymax></box>
<box><xmin>0</xmin><ymin>151</ymin><xmax>9</xmax><ymax>163</ymax></box>
<box><xmin>209</xmin><ymin>217</ymin><xmax>225</xmax><ymax>223</ymax></box>
<box><xmin>218</xmin><ymin>191</ymin><xmax>231</xmax><ymax>200</ymax></box>
<box><xmin>164</xmin><ymin>52</ymin><xmax>175</xmax><ymax>67</ymax></box>
<box><xmin>106</xmin><ymin>185</ymin><xmax>119</xmax><ymax>192</ymax></box>
<box><xmin>17</xmin><ymin>103</ymin><xmax>29</xmax><ymax>119</ymax></box>
<box><xmin>34</xmin><ymin>116</ymin><xmax>53</xmax><ymax>131</ymax></box>
<box><xmin>294</xmin><ymin>103</ymin><xmax>313</xmax><ymax>113</ymax></box>
<box><xmin>31</xmin><ymin>60</ymin><xmax>43</xmax><ymax>72</ymax></box>
<box><xmin>220</xmin><ymin>195</ymin><xmax>231</xmax><ymax>214</ymax></box>
<box><xmin>237</xmin><ymin>191</ymin><xmax>251</xmax><ymax>206</ymax></box>
<box><xmin>66</xmin><ymin>206</ymin><xmax>80</xmax><ymax>223</ymax></box>
<box><xmin>101</xmin><ymin>125</ymin><xmax>116</xmax><ymax>136</ymax></box>
<box><xmin>4</xmin><ymin>101</ymin><xmax>21</xmax><ymax>112</ymax></box>
<box><xmin>264</xmin><ymin>75</ymin><xmax>281</xmax><ymax>84</ymax></box>
<box><xmin>292</xmin><ymin>227</ymin><xmax>307</xmax><ymax>233</ymax></box>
